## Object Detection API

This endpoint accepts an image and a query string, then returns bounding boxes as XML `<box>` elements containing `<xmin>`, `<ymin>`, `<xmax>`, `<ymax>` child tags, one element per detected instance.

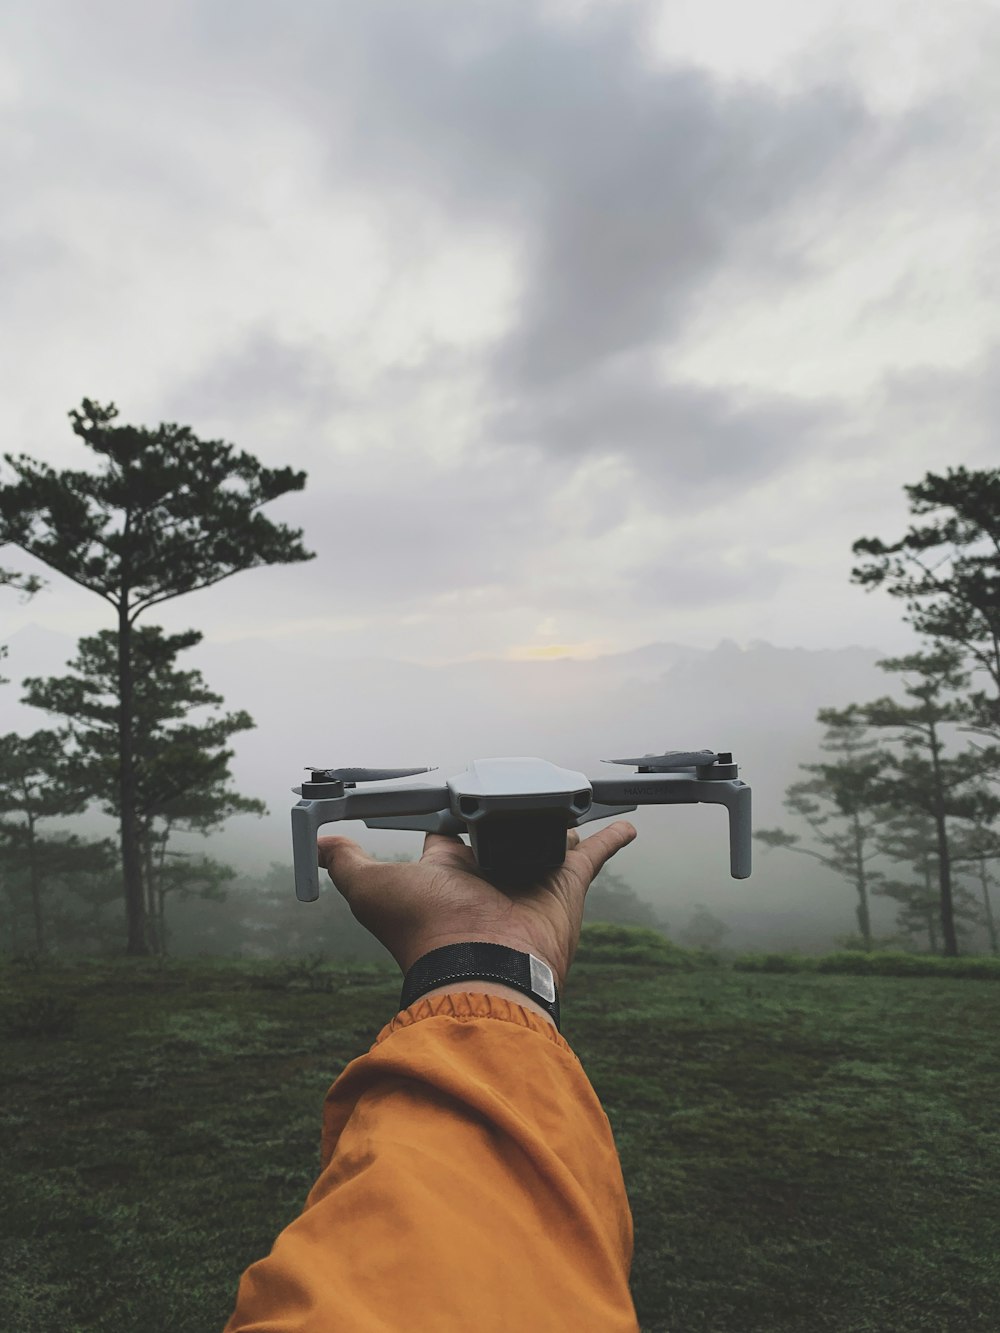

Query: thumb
<box><xmin>317</xmin><ymin>835</ymin><xmax>377</xmax><ymax>897</ymax></box>
<box><xmin>571</xmin><ymin>820</ymin><xmax>637</xmax><ymax>882</ymax></box>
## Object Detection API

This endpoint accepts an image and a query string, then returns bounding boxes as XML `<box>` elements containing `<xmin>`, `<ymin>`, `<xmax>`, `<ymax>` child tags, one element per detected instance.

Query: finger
<box><xmin>317</xmin><ymin>834</ymin><xmax>377</xmax><ymax>883</ymax></box>
<box><xmin>569</xmin><ymin>820</ymin><xmax>637</xmax><ymax>881</ymax></box>
<box><xmin>420</xmin><ymin>831</ymin><xmax>477</xmax><ymax>865</ymax></box>
<box><xmin>566</xmin><ymin>828</ymin><xmax>581</xmax><ymax>851</ymax></box>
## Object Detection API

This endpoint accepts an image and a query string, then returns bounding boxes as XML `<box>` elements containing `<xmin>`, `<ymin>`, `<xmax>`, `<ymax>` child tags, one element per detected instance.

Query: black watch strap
<box><xmin>400</xmin><ymin>941</ymin><xmax>561</xmax><ymax>1031</ymax></box>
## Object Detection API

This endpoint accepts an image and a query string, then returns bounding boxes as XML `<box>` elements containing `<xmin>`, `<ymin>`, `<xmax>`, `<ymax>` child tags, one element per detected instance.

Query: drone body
<box><xmin>291</xmin><ymin>750</ymin><xmax>751</xmax><ymax>902</ymax></box>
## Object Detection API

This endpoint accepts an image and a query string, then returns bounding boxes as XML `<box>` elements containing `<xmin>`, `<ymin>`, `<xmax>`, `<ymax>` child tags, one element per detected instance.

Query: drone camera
<box><xmin>470</xmin><ymin>809</ymin><xmax>570</xmax><ymax>882</ymax></box>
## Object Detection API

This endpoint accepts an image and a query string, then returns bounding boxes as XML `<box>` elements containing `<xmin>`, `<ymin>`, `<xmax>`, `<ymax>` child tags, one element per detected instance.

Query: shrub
<box><xmin>575</xmin><ymin>921</ymin><xmax>699</xmax><ymax>969</ymax></box>
<box><xmin>732</xmin><ymin>953</ymin><xmax>801</xmax><ymax>974</ymax></box>
<box><xmin>731</xmin><ymin>950</ymin><xmax>1000</xmax><ymax>979</ymax></box>
<box><xmin>3</xmin><ymin>994</ymin><xmax>79</xmax><ymax>1039</ymax></box>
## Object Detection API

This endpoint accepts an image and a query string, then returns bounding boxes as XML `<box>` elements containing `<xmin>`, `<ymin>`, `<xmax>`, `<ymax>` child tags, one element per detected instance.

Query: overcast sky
<box><xmin>2</xmin><ymin>0</ymin><xmax>997</xmax><ymax>667</ymax></box>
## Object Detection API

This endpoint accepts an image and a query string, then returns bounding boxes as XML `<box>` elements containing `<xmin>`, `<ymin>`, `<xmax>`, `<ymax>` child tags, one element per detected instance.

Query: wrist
<box><xmin>399</xmin><ymin>940</ymin><xmax>562</xmax><ymax>1030</ymax></box>
<box><xmin>402</xmin><ymin>934</ymin><xmax>563</xmax><ymax>991</ymax></box>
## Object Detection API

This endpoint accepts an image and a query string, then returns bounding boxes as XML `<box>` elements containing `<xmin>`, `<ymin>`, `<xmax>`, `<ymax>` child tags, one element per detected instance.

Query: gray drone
<box><xmin>291</xmin><ymin>750</ymin><xmax>751</xmax><ymax>901</ymax></box>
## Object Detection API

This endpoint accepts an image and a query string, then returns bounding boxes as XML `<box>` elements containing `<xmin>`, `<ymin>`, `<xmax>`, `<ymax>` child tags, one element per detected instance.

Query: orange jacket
<box><xmin>224</xmin><ymin>990</ymin><xmax>640</xmax><ymax>1331</ymax></box>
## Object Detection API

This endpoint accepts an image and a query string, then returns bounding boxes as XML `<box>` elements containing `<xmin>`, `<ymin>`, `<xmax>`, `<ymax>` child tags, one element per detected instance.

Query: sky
<box><xmin>1</xmin><ymin>0</ymin><xmax>998</xmax><ymax>667</ymax></box>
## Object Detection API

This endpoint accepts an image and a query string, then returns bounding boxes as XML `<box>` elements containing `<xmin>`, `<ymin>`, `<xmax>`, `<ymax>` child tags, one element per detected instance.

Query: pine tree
<box><xmin>145</xmin><ymin>847</ymin><xmax>236</xmax><ymax>956</ymax></box>
<box><xmin>0</xmin><ymin>729</ymin><xmax>116</xmax><ymax>954</ymax></box>
<box><xmin>0</xmin><ymin>399</ymin><xmax>313</xmax><ymax>952</ymax></box>
<box><xmin>870</xmin><ymin>807</ymin><xmax>984</xmax><ymax>953</ymax></box>
<box><xmin>754</xmin><ymin>706</ymin><xmax>899</xmax><ymax>951</ymax></box>
<box><xmin>21</xmin><ymin>624</ymin><xmax>266</xmax><ymax>954</ymax></box>
<box><xmin>851</xmin><ymin>466</ymin><xmax>1000</xmax><ymax>743</ymax></box>
<box><xmin>857</xmin><ymin>646</ymin><xmax>1000</xmax><ymax>956</ymax></box>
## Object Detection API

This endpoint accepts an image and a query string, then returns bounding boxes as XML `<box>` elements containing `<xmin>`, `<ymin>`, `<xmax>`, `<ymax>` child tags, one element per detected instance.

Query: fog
<box><xmin>0</xmin><ymin>621</ymin><xmax>944</xmax><ymax>954</ymax></box>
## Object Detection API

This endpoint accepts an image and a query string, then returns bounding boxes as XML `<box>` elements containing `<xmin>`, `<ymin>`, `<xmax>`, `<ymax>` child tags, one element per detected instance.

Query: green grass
<box><xmin>3</xmin><ymin>936</ymin><xmax>1000</xmax><ymax>1332</ymax></box>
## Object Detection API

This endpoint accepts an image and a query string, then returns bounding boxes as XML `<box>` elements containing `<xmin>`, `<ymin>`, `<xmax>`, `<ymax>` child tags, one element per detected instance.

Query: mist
<box><xmin>0</xmin><ymin>621</ymin><xmax>953</xmax><ymax>956</ymax></box>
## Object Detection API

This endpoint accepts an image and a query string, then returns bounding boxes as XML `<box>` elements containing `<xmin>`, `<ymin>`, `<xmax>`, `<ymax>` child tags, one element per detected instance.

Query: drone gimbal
<box><xmin>292</xmin><ymin>749</ymin><xmax>751</xmax><ymax>901</ymax></box>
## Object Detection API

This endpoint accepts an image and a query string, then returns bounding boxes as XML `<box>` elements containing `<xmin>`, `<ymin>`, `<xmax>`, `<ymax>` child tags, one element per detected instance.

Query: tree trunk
<box><xmin>142</xmin><ymin>832</ymin><xmax>157</xmax><ymax>954</ymax></box>
<box><xmin>853</xmin><ymin>813</ymin><xmax>873</xmax><ymax>951</ymax></box>
<box><xmin>117</xmin><ymin>608</ymin><xmax>148</xmax><ymax>955</ymax></box>
<box><xmin>922</xmin><ymin>857</ymin><xmax>939</xmax><ymax>953</ymax></box>
<box><xmin>157</xmin><ymin>885</ymin><xmax>169</xmax><ymax>956</ymax></box>
<box><xmin>928</xmin><ymin>722</ymin><xmax>959</xmax><ymax>957</ymax></box>
<box><xmin>979</xmin><ymin>858</ymin><xmax>999</xmax><ymax>956</ymax></box>
<box><xmin>934</xmin><ymin>808</ymin><xmax>958</xmax><ymax>956</ymax></box>
<box><xmin>26</xmin><ymin>810</ymin><xmax>45</xmax><ymax>955</ymax></box>
<box><xmin>141</xmin><ymin>829</ymin><xmax>166</xmax><ymax>955</ymax></box>
<box><xmin>156</xmin><ymin>830</ymin><xmax>170</xmax><ymax>957</ymax></box>
<box><xmin>0</xmin><ymin>866</ymin><xmax>17</xmax><ymax>955</ymax></box>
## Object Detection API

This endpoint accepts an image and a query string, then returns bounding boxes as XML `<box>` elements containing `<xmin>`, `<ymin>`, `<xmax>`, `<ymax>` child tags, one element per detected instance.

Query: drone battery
<box><xmin>471</xmin><ymin>810</ymin><xmax>569</xmax><ymax>882</ymax></box>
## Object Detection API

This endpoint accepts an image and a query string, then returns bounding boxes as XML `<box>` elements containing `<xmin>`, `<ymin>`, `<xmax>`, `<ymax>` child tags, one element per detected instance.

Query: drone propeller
<box><xmin>603</xmin><ymin>750</ymin><xmax>722</xmax><ymax>770</ymax></box>
<box><xmin>305</xmin><ymin>766</ymin><xmax>438</xmax><ymax>784</ymax></box>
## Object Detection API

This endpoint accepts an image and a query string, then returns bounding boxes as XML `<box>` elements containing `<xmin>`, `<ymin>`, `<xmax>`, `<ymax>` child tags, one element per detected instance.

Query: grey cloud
<box><xmin>153</xmin><ymin>1</ymin><xmax>920</xmax><ymax>385</ymax></box>
<box><xmin>212</xmin><ymin>438</ymin><xmax>560</xmax><ymax>616</ymax></box>
<box><xmin>168</xmin><ymin>329</ymin><xmax>349</xmax><ymax>431</ymax></box>
<box><xmin>6</xmin><ymin>0</ymin><xmax>971</xmax><ymax>654</ymax></box>
<box><xmin>864</xmin><ymin>342</ymin><xmax>1000</xmax><ymax>473</ymax></box>
<box><xmin>490</xmin><ymin>355</ymin><xmax>843</xmax><ymax>502</ymax></box>
<box><xmin>18</xmin><ymin>2</ymin><xmax>952</xmax><ymax>404</ymax></box>
<box><xmin>275</xmin><ymin>5</ymin><xmax>892</xmax><ymax>386</ymax></box>
<box><xmin>625</xmin><ymin>549</ymin><xmax>791</xmax><ymax>610</ymax></box>
<box><xmin>165</xmin><ymin>323</ymin><xmax>843</xmax><ymax>625</ymax></box>
<box><xmin>504</xmin><ymin>546</ymin><xmax>792</xmax><ymax>619</ymax></box>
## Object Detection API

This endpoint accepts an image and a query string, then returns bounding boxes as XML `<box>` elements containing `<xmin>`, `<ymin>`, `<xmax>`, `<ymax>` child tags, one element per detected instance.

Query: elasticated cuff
<box><xmin>374</xmin><ymin>989</ymin><xmax>572</xmax><ymax>1053</ymax></box>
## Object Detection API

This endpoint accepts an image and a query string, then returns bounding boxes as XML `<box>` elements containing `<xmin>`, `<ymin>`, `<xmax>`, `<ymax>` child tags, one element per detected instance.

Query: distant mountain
<box><xmin>0</xmin><ymin>624</ymin><xmax>915</xmax><ymax>952</ymax></box>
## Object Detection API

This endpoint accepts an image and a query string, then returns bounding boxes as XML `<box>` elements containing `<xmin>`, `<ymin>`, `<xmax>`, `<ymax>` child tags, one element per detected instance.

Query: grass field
<box><xmin>3</xmin><ymin>933</ymin><xmax>1000</xmax><ymax>1332</ymax></box>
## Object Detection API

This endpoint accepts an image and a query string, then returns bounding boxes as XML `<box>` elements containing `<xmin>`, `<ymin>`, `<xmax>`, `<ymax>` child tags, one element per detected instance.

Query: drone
<box><xmin>291</xmin><ymin>749</ymin><xmax>751</xmax><ymax>902</ymax></box>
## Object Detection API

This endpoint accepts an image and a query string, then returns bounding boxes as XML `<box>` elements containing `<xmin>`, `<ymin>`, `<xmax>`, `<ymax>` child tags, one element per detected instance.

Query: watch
<box><xmin>399</xmin><ymin>941</ymin><xmax>561</xmax><ymax>1031</ymax></box>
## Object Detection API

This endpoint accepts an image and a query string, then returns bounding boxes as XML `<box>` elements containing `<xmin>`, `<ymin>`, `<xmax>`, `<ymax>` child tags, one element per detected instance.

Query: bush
<box><xmin>3</xmin><ymin>994</ymin><xmax>79</xmax><ymax>1038</ymax></box>
<box><xmin>731</xmin><ymin>949</ymin><xmax>1000</xmax><ymax>979</ymax></box>
<box><xmin>241</xmin><ymin>954</ymin><xmax>332</xmax><ymax>992</ymax></box>
<box><xmin>732</xmin><ymin>953</ymin><xmax>801</xmax><ymax>974</ymax></box>
<box><xmin>575</xmin><ymin>921</ymin><xmax>702</xmax><ymax>969</ymax></box>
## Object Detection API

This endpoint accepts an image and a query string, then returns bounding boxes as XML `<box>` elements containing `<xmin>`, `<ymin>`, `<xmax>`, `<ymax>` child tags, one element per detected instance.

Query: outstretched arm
<box><xmin>224</xmin><ymin>823</ymin><xmax>641</xmax><ymax>1333</ymax></box>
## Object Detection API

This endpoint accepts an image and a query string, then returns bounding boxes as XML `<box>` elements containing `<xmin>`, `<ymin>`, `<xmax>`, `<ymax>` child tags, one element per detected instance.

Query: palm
<box><xmin>318</xmin><ymin>823</ymin><xmax>637</xmax><ymax>989</ymax></box>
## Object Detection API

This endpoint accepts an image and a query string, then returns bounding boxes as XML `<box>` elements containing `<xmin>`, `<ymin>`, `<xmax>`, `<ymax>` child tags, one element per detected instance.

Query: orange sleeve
<box><xmin>223</xmin><ymin>990</ymin><xmax>639</xmax><ymax>1332</ymax></box>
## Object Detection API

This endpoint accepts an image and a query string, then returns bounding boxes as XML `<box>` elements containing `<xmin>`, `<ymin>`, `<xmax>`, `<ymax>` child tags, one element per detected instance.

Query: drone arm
<box><xmin>292</xmin><ymin>783</ymin><xmax>451</xmax><ymax>901</ymax></box>
<box><xmin>363</xmin><ymin>811</ymin><xmax>467</xmax><ymax>836</ymax></box>
<box><xmin>590</xmin><ymin>776</ymin><xmax>752</xmax><ymax>879</ymax></box>
<box><xmin>570</xmin><ymin>801</ymin><xmax>638</xmax><ymax>828</ymax></box>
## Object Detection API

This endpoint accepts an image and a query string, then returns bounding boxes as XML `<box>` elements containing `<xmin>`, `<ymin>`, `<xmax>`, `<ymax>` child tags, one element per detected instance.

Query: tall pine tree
<box><xmin>852</xmin><ymin>466</ymin><xmax>1000</xmax><ymax>742</ymax></box>
<box><xmin>755</xmin><ymin>706</ymin><xmax>899</xmax><ymax>951</ymax></box>
<box><xmin>0</xmin><ymin>400</ymin><xmax>313</xmax><ymax>952</ymax></box>
<box><xmin>857</xmin><ymin>646</ymin><xmax>1000</xmax><ymax>956</ymax></box>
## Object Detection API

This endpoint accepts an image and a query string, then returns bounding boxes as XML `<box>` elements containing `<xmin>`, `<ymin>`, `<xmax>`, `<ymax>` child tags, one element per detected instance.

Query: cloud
<box><xmin>173</xmin><ymin>329</ymin><xmax>349</xmax><ymax>431</ymax></box>
<box><xmin>143</xmin><ymin>0</ymin><xmax>926</xmax><ymax>390</ymax></box>
<box><xmin>2</xmin><ymin>0</ymin><xmax>989</xmax><ymax>669</ymax></box>
<box><xmin>254</xmin><ymin>3</ymin><xmax>879</xmax><ymax>387</ymax></box>
<box><xmin>490</xmin><ymin>352</ymin><xmax>844</xmax><ymax>501</ymax></box>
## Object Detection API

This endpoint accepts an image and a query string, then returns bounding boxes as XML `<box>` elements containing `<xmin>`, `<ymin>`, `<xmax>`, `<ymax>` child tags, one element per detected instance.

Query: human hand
<box><xmin>317</xmin><ymin>822</ymin><xmax>638</xmax><ymax>992</ymax></box>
